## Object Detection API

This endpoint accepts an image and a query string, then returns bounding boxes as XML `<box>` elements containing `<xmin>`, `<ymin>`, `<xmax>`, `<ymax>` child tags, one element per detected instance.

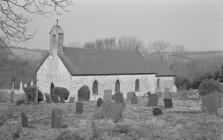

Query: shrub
<box><xmin>51</xmin><ymin>87</ymin><xmax>70</xmax><ymax>103</ymax></box>
<box><xmin>24</xmin><ymin>87</ymin><xmax>43</xmax><ymax>103</ymax></box>
<box><xmin>198</xmin><ymin>79</ymin><xmax>221</xmax><ymax>96</ymax></box>
<box><xmin>78</xmin><ymin>85</ymin><xmax>90</xmax><ymax>101</ymax></box>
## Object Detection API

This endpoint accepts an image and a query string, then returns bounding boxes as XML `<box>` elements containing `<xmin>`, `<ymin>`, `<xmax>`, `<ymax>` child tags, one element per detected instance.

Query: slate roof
<box><xmin>58</xmin><ymin>47</ymin><xmax>156</xmax><ymax>75</ymax></box>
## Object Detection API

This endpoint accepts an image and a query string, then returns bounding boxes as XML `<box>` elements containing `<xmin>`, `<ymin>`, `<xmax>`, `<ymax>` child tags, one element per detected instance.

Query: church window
<box><xmin>115</xmin><ymin>80</ymin><xmax>120</xmax><ymax>92</ymax></box>
<box><xmin>135</xmin><ymin>79</ymin><xmax>140</xmax><ymax>91</ymax></box>
<box><xmin>93</xmin><ymin>80</ymin><xmax>98</xmax><ymax>95</ymax></box>
<box><xmin>157</xmin><ymin>78</ymin><xmax>160</xmax><ymax>88</ymax></box>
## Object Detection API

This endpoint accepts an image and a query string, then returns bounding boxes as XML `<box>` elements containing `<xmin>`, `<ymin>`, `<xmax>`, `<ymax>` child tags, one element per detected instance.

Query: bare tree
<box><xmin>0</xmin><ymin>0</ymin><xmax>72</xmax><ymax>47</ymax></box>
<box><xmin>118</xmin><ymin>36</ymin><xmax>143</xmax><ymax>52</ymax></box>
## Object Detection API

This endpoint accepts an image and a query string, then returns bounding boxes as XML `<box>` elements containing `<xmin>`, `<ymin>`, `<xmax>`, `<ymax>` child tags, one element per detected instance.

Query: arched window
<box><xmin>93</xmin><ymin>80</ymin><xmax>98</xmax><ymax>95</ymax></box>
<box><xmin>115</xmin><ymin>80</ymin><xmax>120</xmax><ymax>92</ymax></box>
<box><xmin>157</xmin><ymin>78</ymin><xmax>160</xmax><ymax>88</ymax></box>
<box><xmin>135</xmin><ymin>79</ymin><xmax>140</xmax><ymax>91</ymax></box>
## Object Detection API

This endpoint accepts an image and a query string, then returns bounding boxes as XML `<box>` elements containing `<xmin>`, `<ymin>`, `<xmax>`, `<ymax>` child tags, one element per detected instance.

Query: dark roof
<box><xmin>59</xmin><ymin>47</ymin><xmax>156</xmax><ymax>75</ymax></box>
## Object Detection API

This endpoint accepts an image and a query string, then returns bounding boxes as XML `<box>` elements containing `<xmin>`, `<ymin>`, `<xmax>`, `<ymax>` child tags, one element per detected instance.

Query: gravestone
<box><xmin>147</xmin><ymin>94</ymin><xmax>158</xmax><ymax>107</ymax></box>
<box><xmin>45</xmin><ymin>94</ymin><xmax>52</xmax><ymax>103</ymax></box>
<box><xmin>131</xmin><ymin>95</ymin><xmax>138</xmax><ymax>104</ymax></box>
<box><xmin>127</xmin><ymin>92</ymin><xmax>135</xmax><ymax>101</ymax></box>
<box><xmin>51</xmin><ymin>93</ymin><xmax>60</xmax><ymax>103</ymax></box>
<box><xmin>209</xmin><ymin>92</ymin><xmax>218</xmax><ymax>115</ymax></box>
<box><xmin>101</xmin><ymin>101</ymin><xmax>124</xmax><ymax>123</ymax></box>
<box><xmin>51</xmin><ymin>108</ymin><xmax>63</xmax><ymax>128</ymax></box>
<box><xmin>21</xmin><ymin>111</ymin><xmax>29</xmax><ymax>128</ymax></box>
<box><xmin>164</xmin><ymin>88</ymin><xmax>172</xmax><ymax>99</ymax></box>
<box><xmin>103</xmin><ymin>89</ymin><xmax>112</xmax><ymax>102</ymax></box>
<box><xmin>97</xmin><ymin>98</ymin><xmax>103</xmax><ymax>108</ymax></box>
<box><xmin>69</xmin><ymin>97</ymin><xmax>75</xmax><ymax>103</ymax></box>
<box><xmin>152</xmin><ymin>108</ymin><xmax>163</xmax><ymax>116</ymax></box>
<box><xmin>10</xmin><ymin>91</ymin><xmax>14</xmax><ymax>103</ymax></box>
<box><xmin>164</xmin><ymin>98</ymin><xmax>173</xmax><ymax>108</ymax></box>
<box><xmin>217</xmin><ymin>92</ymin><xmax>223</xmax><ymax>108</ymax></box>
<box><xmin>113</xmin><ymin>92</ymin><xmax>124</xmax><ymax>104</ymax></box>
<box><xmin>76</xmin><ymin>102</ymin><xmax>83</xmax><ymax>114</ymax></box>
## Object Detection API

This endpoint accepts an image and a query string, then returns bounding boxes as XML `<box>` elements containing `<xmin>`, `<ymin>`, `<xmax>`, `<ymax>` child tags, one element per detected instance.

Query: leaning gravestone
<box><xmin>76</xmin><ymin>102</ymin><xmax>83</xmax><ymax>114</ymax></box>
<box><xmin>97</xmin><ymin>98</ymin><xmax>103</xmax><ymax>108</ymax></box>
<box><xmin>127</xmin><ymin>92</ymin><xmax>135</xmax><ymax>101</ymax></box>
<box><xmin>69</xmin><ymin>97</ymin><xmax>75</xmax><ymax>103</ymax></box>
<box><xmin>21</xmin><ymin>111</ymin><xmax>29</xmax><ymax>128</ymax></box>
<box><xmin>147</xmin><ymin>94</ymin><xmax>158</xmax><ymax>107</ymax></box>
<box><xmin>113</xmin><ymin>92</ymin><xmax>124</xmax><ymax>104</ymax></box>
<box><xmin>103</xmin><ymin>89</ymin><xmax>112</xmax><ymax>102</ymax></box>
<box><xmin>45</xmin><ymin>94</ymin><xmax>52</xmax><ymax>103</ymax></box>
<box><xmin>131</xmin><ymin>95</ymin><xmax>138</xmax><ymax>104</ymax></box>
<box><xmin>51</xmin><ymin>108</ymin><xmax>63</xmax><ymax>128</ymax></box>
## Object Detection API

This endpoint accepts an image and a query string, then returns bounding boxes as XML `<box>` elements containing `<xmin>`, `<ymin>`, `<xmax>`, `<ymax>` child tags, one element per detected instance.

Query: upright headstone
<box><xmin>97</xmin><ymin>98</ymin><xmax>103</xmax><ymax>108</ymax></box>
<box><xmin>131</xmin><ymin>95</ymin><xmax>138</xmax><ymax>104</ymax></box>
<box><xmin>101</xmin><ymin>101</ymin><xmax>124</xmax><ymax>123</ymax></box>
<box><xmin>164</xmin><ymin>98</ymin><xmax>173</xmax><ymax>108</ymax></box>
<box><xmin>103</xmin><ymin>89</ymin><xmax>112</xmax><ymax>102</ymax></box>
<box><xmin>21</xmin><ymin>111</ymin><xmax>29</xmax><ymax>128</ymax></box>
<box><xmin>127</xmin><ymin>92</ymin><xmax>134</xmax><ymax>101</ymax></box>
<box><xmin>113</xmin><ymin>92</ymin><xmax>124</xmax><ymax>104</ymax></box>
<box><xmin>147</xmin><ymin>94</ymin><xmax>158</xmax><ymax>107</ymax></box>
<box><xmin>19</xmin><ymin>82</ymin><xmax>23</xmax><ymax>93</ymax></box>
<box><xmin>24</xmin><ymin>84</ymin><xmax>27</xmax><ymax>88</ymax></box>
<box><xmin>10</xmin><ymin>91</ymin><xmax>14</xmax><ymax>103</ymax></box>
<box><xmin>209</xmin><ymin>92</ymin><xmax>218</xmax><ymax>115</ymax></box>
<box><xmin>217</xmin><ymin>92</ymin><xmax>223</xmax><ymax>108</ymax></box>
<box><xmin>45</xmin><ymin>94</ymin><xmax>52</xmax><ymax>103</ymax></box>
<box><xmin>51</xmin><ymin>108</ymin><xmax>63</xmax><ymax>128</ymax></box>
<box><xmin>69</xmin><ymin>97</ymin><xmax>75</xmax><ymax>103</ymax></box>
<box><xmin>76</xmin><ymin>102</ymin><xmax>83</xmax><ymax>114</ymax></box>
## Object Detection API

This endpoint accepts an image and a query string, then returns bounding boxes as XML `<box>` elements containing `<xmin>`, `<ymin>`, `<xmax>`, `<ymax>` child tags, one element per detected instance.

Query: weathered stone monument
<box><xmin>147</xmin><ymin>94</ymin><xmax>158</xmax><ymax>107</ymax></box>
<box><xmin>10</xmin><ymin>90</ymin><xmax>15</xmax><ymax>103</ymax></box>
<box><xmin>97</xmin><ymin>98</ymin><xmax>103</xmax><ymax>108</ymax></box>
<box><xmin>21</xmin><ymin>111</ymin><xmax>29</xmax><ymax>128</ymax></box>
<box><xmin>45</xmin><ymin>93</ymin><xmax>52</xmax><ymax>103</ymax></box>
<box><xmin>76</xmin><ymin>102</ymin><xmax>83</xmax><ymax>114</ymax></box>
<box><xmin>51</xmin><ymin>108</ymin><xmax>63</xmax><ymax>128</ymax></box>
<box><xmin>103</xmin><ymin>89</ymin><xmax>112</xmax><ymax>102</ymax></box>
<box><xmin>113</xmin><ymin>92</ymin><xmax>124</xmax><ymax>104</ymax></box>
<box><xmin>131</xmin><ymin>94</ymin><xmax>138</xmax><ymax>104</ymax></box>
<box><xmin>163</xmin><ymin>88</ymin><xmax>173</xmax><ymax>108</ymax></box>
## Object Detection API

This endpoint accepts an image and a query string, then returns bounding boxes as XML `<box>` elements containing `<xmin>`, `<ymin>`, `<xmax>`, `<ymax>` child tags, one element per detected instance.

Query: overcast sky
<box><xmin>17</xmin><ymin>0</ymin><xmax>223</xmax><ymax>51</ymax></box>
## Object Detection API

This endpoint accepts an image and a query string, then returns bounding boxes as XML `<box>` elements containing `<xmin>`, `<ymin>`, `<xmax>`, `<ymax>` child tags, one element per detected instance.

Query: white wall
<box><xmin>71</xmin><ymin>74</ymin><xmax>156</xmax><ymax>100</ymax></box>
<box><xmin>37</xmin><ymin>53</ymin><xmax>72</xmax><ymax>94</ymax></box>
<box><xmin>156</xmin><ymin>76</ymin><xmax>175</xmax><ymax>92</ymax></box>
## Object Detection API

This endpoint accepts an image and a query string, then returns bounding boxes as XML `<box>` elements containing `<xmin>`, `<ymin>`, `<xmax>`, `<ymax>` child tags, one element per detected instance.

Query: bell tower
<box><xmin>49</xmin><ymin>19</ymin><xmax>64</xmax><ymax>54</ymax></box>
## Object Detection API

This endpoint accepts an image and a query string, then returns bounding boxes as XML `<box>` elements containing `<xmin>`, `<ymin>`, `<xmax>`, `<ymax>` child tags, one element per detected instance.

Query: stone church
<box><xmin>36</xmin><ymin>23</ymin><xmax>175</xmax><ymax>101</ymax></box>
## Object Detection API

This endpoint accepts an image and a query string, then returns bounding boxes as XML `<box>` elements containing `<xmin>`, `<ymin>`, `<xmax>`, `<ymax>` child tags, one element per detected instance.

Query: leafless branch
<box><xmin>0</xmin><ymin>0</ymin><xmax>72</xmax><ymax>47</ymax></box>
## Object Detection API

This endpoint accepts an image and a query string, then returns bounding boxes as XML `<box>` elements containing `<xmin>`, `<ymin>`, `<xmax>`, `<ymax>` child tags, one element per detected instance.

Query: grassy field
<box><xmin>1</xmin><ymin>97</ymin><xmax>223</xmax><ymax>140</ymax></box>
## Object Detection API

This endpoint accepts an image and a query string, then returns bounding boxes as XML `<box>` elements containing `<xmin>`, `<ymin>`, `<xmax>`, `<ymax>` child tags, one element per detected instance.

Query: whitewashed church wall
<box><xmin>156</xmin><ymin>76</ymin><xmax>175</xmax><ymax>92</ymax></box>
<box><xmin>37</xmin><ymin>54</ymin><xmax>72</xmax><ymax>94</ymax></box>
<box><xmin>70</xmin><ymin>74</ymin><xmax>156</xmax><ymax>101</ymax></box>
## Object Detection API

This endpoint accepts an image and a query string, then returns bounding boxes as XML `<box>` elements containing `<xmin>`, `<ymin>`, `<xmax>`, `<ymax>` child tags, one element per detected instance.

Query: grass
<box><xmin>0</xmin><ymin>97</ymin><xmax>223</xmax><ymax>140</ymax></box>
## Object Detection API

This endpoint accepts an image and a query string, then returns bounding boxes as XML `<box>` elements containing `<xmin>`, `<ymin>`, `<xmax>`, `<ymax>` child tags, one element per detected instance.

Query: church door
<box><xmin>115</xmin><ymin>80</ymin><xmax>120</xmax><ymax>92</ymax></box>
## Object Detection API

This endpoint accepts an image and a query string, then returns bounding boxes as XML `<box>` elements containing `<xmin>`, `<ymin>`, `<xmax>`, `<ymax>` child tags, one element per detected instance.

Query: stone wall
<box><xmin>37</xmin><ymin>54</ymin><xmax>72</xmax><ymax>94</ymax></box>
<box><xmin>70</xmin><ymin>74</ymin><xmax>156</xmax><ymax>101</ymax></box>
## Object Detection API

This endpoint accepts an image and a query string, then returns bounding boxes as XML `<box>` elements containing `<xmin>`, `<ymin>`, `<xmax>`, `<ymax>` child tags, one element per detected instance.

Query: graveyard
<box><xmin>1</xmin><ymin>89</ymin><xmax>223</xmax><ymax>140</ymax></box>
